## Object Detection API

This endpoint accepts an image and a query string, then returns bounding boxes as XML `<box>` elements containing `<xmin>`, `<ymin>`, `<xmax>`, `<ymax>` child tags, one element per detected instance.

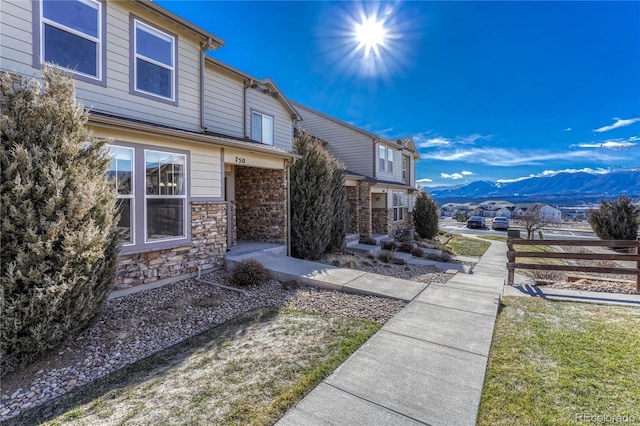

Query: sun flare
<box><xmin>354</xmin><ymin>16</ymin><xmax>387</xmax><ymax>58</ymax></box>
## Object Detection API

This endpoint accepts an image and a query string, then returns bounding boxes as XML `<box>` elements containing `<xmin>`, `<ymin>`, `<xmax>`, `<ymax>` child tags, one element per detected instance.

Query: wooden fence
<box><xmin>506</xmin><ymin>239</ymin><xmax>640</xmax><ymax>292</ymax></box>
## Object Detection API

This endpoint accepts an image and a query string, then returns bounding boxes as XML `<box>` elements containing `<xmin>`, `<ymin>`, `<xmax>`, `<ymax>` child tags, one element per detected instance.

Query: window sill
<box><xmin>120</xmin><ymin>238</ymin><xmax>191</xmax><ymax>256</ymax></box>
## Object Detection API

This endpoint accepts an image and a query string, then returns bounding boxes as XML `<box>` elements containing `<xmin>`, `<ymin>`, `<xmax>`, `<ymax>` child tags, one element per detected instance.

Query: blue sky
<box><xmin>156</xmin><ymin>1</ymin><xmax>640</xmax><ymax>187</ymax></box>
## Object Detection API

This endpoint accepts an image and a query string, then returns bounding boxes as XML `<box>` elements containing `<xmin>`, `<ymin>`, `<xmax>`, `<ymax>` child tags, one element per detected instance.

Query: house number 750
<box><xmin>234</xmin><ymin>157</ymin><xmax>246</xmax><ymax>164</ymax></box>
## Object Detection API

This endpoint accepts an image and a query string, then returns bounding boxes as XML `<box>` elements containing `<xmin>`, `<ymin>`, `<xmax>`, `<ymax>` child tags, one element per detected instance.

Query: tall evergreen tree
<box><xmin>1</xmin><ymin>67</ymin><xmax>120</xmax><ymax>371</ymax></box>
<box><xmin>413</xmin><ymin>191</ymin><xmax>440</xmax><ymax>239</ymax></box>
<box><xmin>290</xmin><ymin>130</ymin><xmax>346</xmax><ymax>259</ymax></box>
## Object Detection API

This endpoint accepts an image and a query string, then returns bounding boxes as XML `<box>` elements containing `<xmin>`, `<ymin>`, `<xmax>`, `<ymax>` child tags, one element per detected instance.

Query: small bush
<box><xmin>411</xmin><ymin>247</ymin><xmax>424</xmax><ymax>257</ymax></box>
<box><xmin>230</xmin><ymin>259</ymin><xmax>270</xmax><ymax>287</ymax></box>
<box><xmin>588</xmin><ymin>195</ymin><xmax>640</xmax><ymax>241</ymax></box>
<box><xmin>359</xmin><ymin>237</ymin><xmax>377</xmax><ymax>245</ymax></box>
<box><xmin>377</xmin><ymin>250</ymin><xmax>396</xmax><ymax>263</ymax></box>
<box><xmin>529</xmin><ymin>269</ymin><xmax>565</xmax><ymax>282</ymax></box>
<box><xmin>398</xmin><ymin>242</ymin><xmax>414</xmax><ymax>253</ymax></box>
<box><xmin>390</xmin><ymin>257</ymin><xmax>406</xmax><ymax>265</ymax></box>
<box><xmin>381</xmin><ymin>241</ymin><xmax>396</xmax><ymax>250</ymax></box>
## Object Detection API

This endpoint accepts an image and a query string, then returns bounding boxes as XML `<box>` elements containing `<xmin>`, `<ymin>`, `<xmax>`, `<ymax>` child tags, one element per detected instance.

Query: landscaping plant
<box><xmin>290</xmin><ymin>129</ymin><xmax>348</xmax><ymax>259</ymax></box>
<box><xmin>230</xmin><ymin>259</ymin><xmax>270</xmax><ymax>287</ymax></box>
<box><xmin>0</xmin><ymin>68</ymin><xmax>120</xmax><ymax>372</ymax></box>
<box><xmin>413</xmin><ymin>191</ymin><xmax>439</xmax><ymax>239</ymax></box>
<box><xmin>588</xmin><ymin>195</ymin><xmax>640</xmax><ymax>241</ymax></box>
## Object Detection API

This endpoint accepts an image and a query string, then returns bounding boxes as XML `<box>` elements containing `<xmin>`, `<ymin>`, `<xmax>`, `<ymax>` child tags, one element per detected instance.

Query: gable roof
<box><xmin>292</xmin><ymin>101</ymin><xmax>420</xmax><ymax>160</ymax></box>
<box><xmin>205</xmin><ymin>58</ymin><xmax>302</xmax><ymax>121</ymax></box>
<box><xmin>135</xmin><ymin>0</ymin><xmax>224</xmax><ymax>47</ymax></box>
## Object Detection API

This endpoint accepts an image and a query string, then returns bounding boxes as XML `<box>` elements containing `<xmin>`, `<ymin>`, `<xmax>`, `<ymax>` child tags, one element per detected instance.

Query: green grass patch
<box><xmin>23</xmin><ymin>308</ymin><xmax>380</xmax><ymax>426</ymax></box>
<box><xmin>478</xmin><ymin>235</ymin><xmax>507</xmax><ymax>242</ymax></box>
<box><xmin>446</xmin><ymin>234</ymin><xmax>491</xmax><ymax>257</ymax></box>
<box><xmin>479</xmin><ymin>297</ymin><xmax>640</xmax><ymax>425</ymax></box>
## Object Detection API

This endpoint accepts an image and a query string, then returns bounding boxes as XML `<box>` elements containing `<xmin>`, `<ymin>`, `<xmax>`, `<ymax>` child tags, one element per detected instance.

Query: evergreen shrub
<box><xmin>413</xmin><ymin>191</ymin><xmax>440</xmax><ymax>239</ymax></box>
<box><xmin>588</xmin><ymin>195</ymin><xmax>640</xmax><ymax>241</ymax></box>
<box><xmin>1</xmin><ymin>68</ymin><xmax>120</xmax><ymax>371</ymax></box>
<box><xmin>230</xmin><ymin>259</ymin><xmax>270</xmax><ymax>287</ymax></box>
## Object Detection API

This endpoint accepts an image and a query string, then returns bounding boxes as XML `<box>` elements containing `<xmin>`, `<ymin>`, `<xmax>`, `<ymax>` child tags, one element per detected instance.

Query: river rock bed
<box><xmin>1</xmin><ymin>267</ymin><xmax>439</xmax><ymax>421</ymax></box>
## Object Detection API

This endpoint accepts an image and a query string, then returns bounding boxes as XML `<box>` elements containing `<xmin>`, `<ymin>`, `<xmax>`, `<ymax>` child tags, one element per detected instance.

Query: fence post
<box><xmin>636</xmin><ymin>241</ymin><xmax>639</xmax><ymax>293</ymax></box>
<box><xmin>507</xmin><ymin>239</ymin><xmax>515</xmax><ymax>285</ymax></box>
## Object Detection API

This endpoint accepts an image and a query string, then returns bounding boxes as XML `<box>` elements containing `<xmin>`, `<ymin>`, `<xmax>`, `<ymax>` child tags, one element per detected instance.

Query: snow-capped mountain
<box><xmin>427</xmin><ymin>171</ymin><xmax>640</xmax><ymax>203</ymax></box>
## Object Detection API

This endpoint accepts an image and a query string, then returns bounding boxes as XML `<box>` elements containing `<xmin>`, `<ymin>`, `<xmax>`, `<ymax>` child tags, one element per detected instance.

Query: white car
<box><xmin>491</xmin><ymin>217</ymin><xmax>510</xmax><ymax>230</ymax></box>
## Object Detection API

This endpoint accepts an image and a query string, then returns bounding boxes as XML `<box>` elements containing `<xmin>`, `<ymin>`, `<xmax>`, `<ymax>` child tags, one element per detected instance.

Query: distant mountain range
<box><xmin>427</xmin><ymin>171</ymin><xmax>640</xmax><ymax>204</ymax></box>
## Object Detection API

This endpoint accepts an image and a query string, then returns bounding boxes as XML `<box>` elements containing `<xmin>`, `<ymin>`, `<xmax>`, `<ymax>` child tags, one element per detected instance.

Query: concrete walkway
<box><xmin>227</xmin><ymin>240</ymin><xmax>507</xmax><ymax>425</ymax></box>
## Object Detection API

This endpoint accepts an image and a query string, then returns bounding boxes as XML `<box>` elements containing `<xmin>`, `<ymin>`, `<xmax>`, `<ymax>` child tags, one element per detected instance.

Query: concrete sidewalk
<box><xmin>267</xmin><ymin>240</ymin><xmax>508</xmax><ymax>426</ymax></box>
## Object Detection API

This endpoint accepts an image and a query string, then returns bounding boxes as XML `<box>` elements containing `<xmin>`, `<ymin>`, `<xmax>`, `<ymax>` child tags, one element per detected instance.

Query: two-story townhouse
<box><xmin>291</xmin><ymin>101</ymin><xmax>420</xmax><ymax>239</ymax></box>
<box><xmin>1</xmin><ymin>0</ymin><xmax>300</xmax><ymax>290</ymax></box>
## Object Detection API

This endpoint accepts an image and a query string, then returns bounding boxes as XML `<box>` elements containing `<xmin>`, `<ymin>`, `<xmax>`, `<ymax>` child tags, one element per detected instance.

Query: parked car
<box><xmin>466</xmin><ymin>216</ymin><xmax>486</xmax><ymax>229</ymax></box>
<box><xmin>491</xmin><ymin>217</ymin><xmax>510</xmax><ymax>230</ymax></box>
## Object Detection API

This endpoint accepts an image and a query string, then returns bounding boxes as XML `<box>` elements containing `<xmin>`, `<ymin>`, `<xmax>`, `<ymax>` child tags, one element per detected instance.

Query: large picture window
<box><xmin>39</xmin><ymin>0</ymin><xmax>103</xmax><ymax>80</ymax></box>
<box><xmin>107</xmin><ymin>146</ymin><xmax>134</xmax><ymax>244</ymax></box>
<box><xmin>133</xmin><ymin>19</ymin><xmax>176</xmax><ymax>101</ymax></box>
<box><xmin>393</xmin><ymin>191</ymin><xmax>404</xmax><ymax>222</ymax></box>
<box><xmin>251</xmin><ymin>111</ymin><xmax>274</xmax><ymax>145</ymax></box>
<box><xmin>145</xmin><ymin>150</ymin><xmax>186</xmax><ymax>241</ymax></box>
<box><xmin>107</xmin><ymin>144</ymin><xmax>188</xmax><ymax>252</ymax></box>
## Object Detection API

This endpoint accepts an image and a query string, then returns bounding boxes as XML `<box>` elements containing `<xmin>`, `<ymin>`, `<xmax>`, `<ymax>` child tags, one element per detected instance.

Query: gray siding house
<box><xmin>1</xmin><ymin>0</ymin><xmax>301</xmax><ymax>289</ymax></box>
<box><xmin>291</xmin><ymin>101</ymin><xmax>420</xmax><ymax>238</ymax></box>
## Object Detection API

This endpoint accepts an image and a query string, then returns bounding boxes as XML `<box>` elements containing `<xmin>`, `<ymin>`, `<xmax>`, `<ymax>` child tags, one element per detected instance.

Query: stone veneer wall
<box><xmin>235</xmin><ymin>167</ymin><xmax>287</xmax><ymax>244</ymax></box>
<box><xmin>372</xmin><ymin>208</ymin><xmax>391</xmax><ymax>234</ymax></box>
<box><xmin>115</xmin><ymin>202</ymin><xmax>227</xmax><ymax>289</ymax></box>
<box><xmin>346</xmin><ymin>186</ymin><xmax>359</xmax><ymax>233</ymax></box>
<box><xmin>357</xmin><ymin>181</ymin><xmax>372</xmax><ymax>238</ymax></box>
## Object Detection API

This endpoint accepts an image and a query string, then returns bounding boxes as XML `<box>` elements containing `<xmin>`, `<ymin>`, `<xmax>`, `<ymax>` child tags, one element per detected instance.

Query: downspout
<box><xmin>243</xmin><ymin>79</ymin><xmax>252</xmax><ymax>138</ymax></box>
<box><xmin>200</xmin><ymin>38</ymin><xmax>212</xmax><ymax>131</ymax></box>
<box><xmin>372</xmin><ymin>138</ymin><xmax>377</xmax><ymax>179</ymax></box>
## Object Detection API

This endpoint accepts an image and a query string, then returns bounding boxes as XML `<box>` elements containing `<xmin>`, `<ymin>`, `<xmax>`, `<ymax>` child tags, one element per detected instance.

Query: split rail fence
<box><xmin>506</xmin><ymin>239</ymin><xmax>640</xmax><ymax>292</ymax></box>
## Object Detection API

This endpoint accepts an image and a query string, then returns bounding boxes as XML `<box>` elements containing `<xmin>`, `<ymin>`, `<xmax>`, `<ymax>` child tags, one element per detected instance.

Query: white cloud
<box><xmin>593</xmin><ymin>117</ymin><xmax>640</xmax><ymax>133</ymax></box>
<box><xmin>440</xmin><ymin>170</ymin><xmax>473</xmax><ymax>180</ymax></box>
<box><xmin>571</xmin><ymin>136</ymin><xmax>639</xmax><ymax>149</ymax></box>
<box><xmin>416</xmin><ymin>178</ymin><xmax>433</xmax><ymax>183</ymax></box>
<box><xmin>419</xmin><ymin>146</ymin><xmax>625</xmax><ymax>166</ymax></box>
<box><xmin>564</xmin><ymin>127</ymin><xmax>572</xmax><ymax>131</ymax></box>
<box><xmin>497</xmin><ymin>167</ymin><xmax>611</xmax><ymax>183</ymax></box>
<box><xmin>414</xmin><ymin>132</ymin><xmax>491</xmax><ymax>149</ymax></box>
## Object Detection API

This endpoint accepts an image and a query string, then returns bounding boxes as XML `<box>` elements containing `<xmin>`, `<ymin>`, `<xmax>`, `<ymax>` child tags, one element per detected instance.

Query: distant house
<box><xmin>291</xmin><ymin>101</ymin><xmax>420</xmax><ymax>238</ymax></box>
<box><xmin>513</xmin><ymin>204</ymin><xmax>561</xmax><ymax>223</ymax></box>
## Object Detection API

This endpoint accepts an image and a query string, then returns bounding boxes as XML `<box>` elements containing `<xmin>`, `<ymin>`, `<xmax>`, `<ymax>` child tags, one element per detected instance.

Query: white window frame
<box><xmin>387</xmin><ymin>147</ymin><xmax>394</xmax><ymax>173</ymax></box>
<box><xmin>133</xmin><ymin>19</ymin><xmax>176</xmax><ymax>102</ymax></box>
<box><xmin>107</xmin><ymin>145</ymin><xmax>135</xmax><ymax>246</ymax></box>
<box><xmin>378</xmin><ymin>145</ymin><xmax>386</xmax><ymax>171</ymax></box>
<box><xmin>39</xmin><ymin>0</ymin><xmax>103</xmax><ymax>81</ymax></box>
<box><xmin>251</xmin><ymin>111</ymin><xmax>274</xmax><ymax>145</ymax></box>
<box><xmin>144</xmin><ymin>149</ymin><xmax>187</xmax><ymax>243</ymax></box>
<box><xmin>402</xmin><ymin>156</ymin><xmax>408</xmax><ymax>182</ymax></box>
<box><xmin>393</xmin><ymin>191</ymin><xmax>404</xmax><ymax>222</ymax></box>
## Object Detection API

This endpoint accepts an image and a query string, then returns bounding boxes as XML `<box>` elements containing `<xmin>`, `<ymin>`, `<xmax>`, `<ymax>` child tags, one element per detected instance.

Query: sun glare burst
<box><xmin>355</xmin><ymin>16</ymin><xmax>387</xmax><ymax>58</ymax></box>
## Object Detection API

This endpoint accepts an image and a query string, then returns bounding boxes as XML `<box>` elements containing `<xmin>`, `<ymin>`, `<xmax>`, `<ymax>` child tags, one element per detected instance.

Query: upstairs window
<box><xmin>132</xmin><ymin>19</ymin><xmax>176</xmax><ymax>102</ymax></box>
<box><xmin>251</xmin><ymin>111</ymin><xmax>274</xmax><ymax>145</ymax></box>
<box><xmin>387</xmin><ymin>147</ymin><xmax>394</xmax><ymax>173</ymax></box>
<box><xmin>402</xmin><ymin>157</ymin><xmax>408</xmax><ymax>182</ymax></box>
<box><xmin>378</xmin><ymin>145</ymin><xmax>386</xmax><ymax>171</ymax></box>
<box><xmin>39</xmin><ymin>0</ymin><xmax>103</xmax><ymax>81</ymax></box>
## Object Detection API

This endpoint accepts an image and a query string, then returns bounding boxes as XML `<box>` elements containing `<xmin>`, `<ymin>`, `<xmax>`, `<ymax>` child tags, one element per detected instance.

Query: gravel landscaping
<box><xmin>1</xmin><ymin>262</ymin><xmax>450</xmax><ymax>422</ymax></box>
